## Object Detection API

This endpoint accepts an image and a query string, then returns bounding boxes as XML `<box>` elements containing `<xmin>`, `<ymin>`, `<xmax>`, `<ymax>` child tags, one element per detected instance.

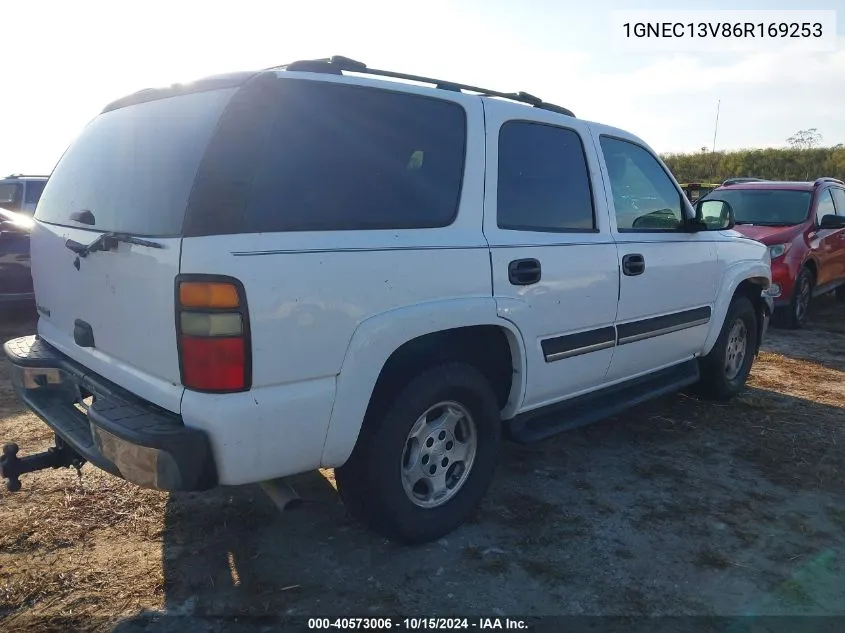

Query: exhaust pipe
<box><xmin>259</xmin><ymin>477</ymin><xmax>302</xmax><ymax>511</ymax></box>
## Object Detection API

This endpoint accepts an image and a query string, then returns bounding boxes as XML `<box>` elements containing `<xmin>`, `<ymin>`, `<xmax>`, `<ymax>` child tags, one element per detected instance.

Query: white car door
<box><xmin>483</xmin><ymin>101</ymin><xmax>620</xmax><ymax>412</ymax></box>
<box><xmin>591</xmin><ymin>126</ymin><xmax>721</xmax><ymax>382</ymax></box>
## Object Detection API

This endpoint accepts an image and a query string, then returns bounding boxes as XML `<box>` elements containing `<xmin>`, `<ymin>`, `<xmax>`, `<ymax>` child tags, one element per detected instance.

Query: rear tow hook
<box><xmin>0</xmin><ymin>439</ymin><xmax>86</xmax><ymax>492</ymax></box>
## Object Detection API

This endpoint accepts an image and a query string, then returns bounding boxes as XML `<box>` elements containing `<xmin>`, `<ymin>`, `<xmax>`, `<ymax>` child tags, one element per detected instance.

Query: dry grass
<box><xmin>0</xmin><ymin>299</ymin><xmax>843</xmax><ymax>622</ymax></box>
<box><xmin>1</xmin><ymin>474</ymin><xmax>167</xmax><ymax>554</ymax></box>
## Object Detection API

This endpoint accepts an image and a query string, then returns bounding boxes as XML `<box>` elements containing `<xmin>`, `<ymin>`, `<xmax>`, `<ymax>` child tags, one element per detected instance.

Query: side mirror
<box><xmin>693</xmin><ymin>199</ymin><xmax>735</xmax><ymax>231</ymax></box>
<box><xmin>819</xmin><ymin>214</ymin><xmax>845</xmax><ymax>230</ymax></box>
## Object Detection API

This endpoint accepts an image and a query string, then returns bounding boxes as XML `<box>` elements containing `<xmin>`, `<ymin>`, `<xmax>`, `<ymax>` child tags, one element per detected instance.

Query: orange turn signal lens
<box><xmin>179</xmin><ymin>282</ymin><xmax>240</xmax><ymax>309</ymax></box>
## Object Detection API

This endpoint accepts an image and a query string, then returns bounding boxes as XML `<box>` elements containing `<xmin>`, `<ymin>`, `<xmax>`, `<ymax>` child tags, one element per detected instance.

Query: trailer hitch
<box><xmin>0</xmin><ymin>438</ymin><xmax>85</xmax><ymax>492</ymax></box>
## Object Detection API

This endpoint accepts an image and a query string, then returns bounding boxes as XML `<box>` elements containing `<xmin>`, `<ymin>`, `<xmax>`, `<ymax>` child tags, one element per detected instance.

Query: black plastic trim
<box><xmin>617</xmin><ymin>306</ymin><xmax>711</xmax><ymax>345</ymax></box>
<box><xmin>541</xmin><ymin>326</ymin><xmax>616</xmax><ymax>362</ymax></box>
<box><xmin>3</xmin><ymin>335</ymin><xmax>218</xmax><ymax>491</ymax></box>
<box><xmin>506</xmin><ymin>359</ymin><xmax>700</xmax><ymax>443</ymax></box>
<box><xmin>274</xmin><ymin>55</ymin><xmax>575</xmax><ymax>117</ymax></box>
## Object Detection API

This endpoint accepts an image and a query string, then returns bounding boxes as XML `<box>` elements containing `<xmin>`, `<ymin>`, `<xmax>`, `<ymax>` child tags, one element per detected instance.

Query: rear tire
<box><xmin>335</xmin><ymin>362</ymin><xmax>501</xmax><ymax>545</ymax></box>
<box><xmin>696</xmin><ymin>295</ymin><xmax>758</xmax><ymax>401</ymax></box>
<box><xmin>835</xmin><ymin>284</ymin><xmax>845</xmax><ymax>302</ymax></box>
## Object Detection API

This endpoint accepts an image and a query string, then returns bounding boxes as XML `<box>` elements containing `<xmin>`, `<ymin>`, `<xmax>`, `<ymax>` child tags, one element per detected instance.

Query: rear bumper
<box><xmin>3</xmin><ymin>335</ymin><xmax>217</xmax><ymax>491</ymax></box>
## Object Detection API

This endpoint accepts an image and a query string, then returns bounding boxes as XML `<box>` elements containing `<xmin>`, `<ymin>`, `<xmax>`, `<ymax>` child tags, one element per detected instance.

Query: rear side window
<box><xmin>35</xmin><ymin>88</ymin><xmax>237</xmax><ymax>236</ymax></box>
<box><xmin>497</xmin><ymin>121</ymin><xmax>595</xmax><ymax>232</ymax></box>
<box><xmin>185</xmin><ymin>79</ymin><xmax>466</xmax><ymax>235</ymax></box>
<box><xmin>24</xmin><ymin>181</ymin><xmax>46</xmax><ymax>205</ymax></box>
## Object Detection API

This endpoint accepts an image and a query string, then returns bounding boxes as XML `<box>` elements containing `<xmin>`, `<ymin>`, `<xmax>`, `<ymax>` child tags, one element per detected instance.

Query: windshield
<box><xmin>705</xmin><ymin>189</ymin><xmax>812</xmax><ymax>226</ymax></box>
<box><xmin>0</xmin><ymin>182</ymin><xmax>22</xmax><ymax>210</ymax></box>
<box><xmin>35</xmin><ymin>88</ymin><xmax>236</xmax><ymax>236</ymax></box>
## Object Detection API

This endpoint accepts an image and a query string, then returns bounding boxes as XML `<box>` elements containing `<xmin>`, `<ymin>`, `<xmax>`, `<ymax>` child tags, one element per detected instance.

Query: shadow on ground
<box><xmin>1</xmin><ymin>298</ymin><xmax>843</xmax><ymax>632</ymax></box>
<box><xmin>764</xmin><ymin>293</ymin><xmax>845</xmax><ymax>373</ymax></box>
<box><xmin>113</xmin><ymin>383</ymin><xmax>845</xmax><ymax>631</ymax></box>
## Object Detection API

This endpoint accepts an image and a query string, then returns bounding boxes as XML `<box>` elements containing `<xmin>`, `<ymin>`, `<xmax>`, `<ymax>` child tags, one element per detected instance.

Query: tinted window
<box><xmin>829</xmin><ymin>187</ymin><xmax>845</xmax><ymax>216</ymax></box>
<box><xmin>816</xmin><ymin>189</ymin><xmax>835</xmax><ymax>224</ymax></box>
<box><xmin>0</xmin><ymin>182</ymin><xmax>22</xmax><ymax>209</ymax></box>
<box><xmin>705</xmin><ymin>189</ymin><xmax>812</xmax><ymax>226</ymax></box>
<box><xmin>35</xmin><ymin>88</ymin><xmax>236</xmax><ymax>236</ymax></box>
<box><xmin>185</xmin><ymin>79</ymin><xmax>466</xmax><ymax>235</ymax></box>
<box><xmin>24</xmin><ymin>180</ymin><xmax>46</xmax><ymax>205</ymax></box>
<box><xmin>599</xmin><ymin>136</ymin><xmax>685</xmax><ymax>231</ymax></box>
<box><xmin>496</xmin><ymin>122</ymin><xmax>594</xmax><ymax>232</ymax></box>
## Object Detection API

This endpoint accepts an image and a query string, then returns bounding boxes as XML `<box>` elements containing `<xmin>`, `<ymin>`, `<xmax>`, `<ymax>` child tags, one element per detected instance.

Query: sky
<box><xmin>1</xmin><ymin>0</ymin><xmax>843</xmax><ymax>176</ymax></box>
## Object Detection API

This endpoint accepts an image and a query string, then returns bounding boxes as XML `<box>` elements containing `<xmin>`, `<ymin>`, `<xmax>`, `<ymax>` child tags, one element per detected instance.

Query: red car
<box><xmin>703</xmin><ymin>177</ymin><xmax>845</xmax><ymax>328</ymax></box>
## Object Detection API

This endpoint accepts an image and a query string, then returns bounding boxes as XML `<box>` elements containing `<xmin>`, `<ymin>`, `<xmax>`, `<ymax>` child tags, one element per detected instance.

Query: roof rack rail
<box><xmin>3</xmin><ymin>173</ymin><xmax>49</xmax><ymax>180</ymax></box>
<box><xmin>269</xmin><ymin>55</ymin><xmax>576</xmax><ymax>118</ymax></box>
<box><xmin>722</xmin><ymin>177</ymin><xmax>769</xmax><ymax>186</ymax></box>
<box><xmin>813</xmin><ymin>177</ymin><xmax>845</xmax><ymax>186</ymax></box>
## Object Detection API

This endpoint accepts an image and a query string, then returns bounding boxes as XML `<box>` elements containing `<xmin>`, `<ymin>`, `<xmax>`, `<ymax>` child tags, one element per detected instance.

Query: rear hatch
<box><xmin>31</xmin><ymin>85</ymin><xmax>239</xmax><ymax>413</ymax></box>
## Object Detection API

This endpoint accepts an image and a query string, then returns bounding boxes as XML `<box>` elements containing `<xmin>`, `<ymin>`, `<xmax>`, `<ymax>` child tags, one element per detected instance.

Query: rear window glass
<box><xmin>35</xmin><ymin>88</ymin><xmax>237</xmax><ymax>236</ymax></box>
<box><xmin>183</xmin><ymin>79</ymin><xmax>467</xmax><ymax>235</ymax></box>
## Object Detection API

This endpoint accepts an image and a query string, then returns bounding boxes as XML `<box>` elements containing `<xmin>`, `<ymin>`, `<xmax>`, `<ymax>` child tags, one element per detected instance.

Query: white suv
<box><xmin>2</xmin><ymin>56</ymin><xmax>773</xmax><ymax>544</ymax></box>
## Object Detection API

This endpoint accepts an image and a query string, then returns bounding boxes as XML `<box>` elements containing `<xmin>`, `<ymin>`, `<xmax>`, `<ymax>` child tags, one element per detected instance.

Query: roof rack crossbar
<box><xmin>271</xmin><ymin>56</ymin><xmax>575</xmax><ymax>117</ymax></box>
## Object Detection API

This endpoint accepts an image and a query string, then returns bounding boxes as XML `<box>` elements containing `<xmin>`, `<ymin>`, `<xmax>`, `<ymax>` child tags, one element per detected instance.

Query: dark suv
<box><xmin>0</xmin><ymin>174</ymin><xmax>48</xmax><ymax>306</ymax></box>
<box><xmin>703</xmin><ymin>177</ymin><xmax>845</xmax><ymax>328</ymax></box>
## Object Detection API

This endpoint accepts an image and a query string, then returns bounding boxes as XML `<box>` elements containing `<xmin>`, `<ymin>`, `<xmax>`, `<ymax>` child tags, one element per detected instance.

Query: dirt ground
<box><xmin>1</xmin><ymin>297</ymin><xmax>844</xmax><ymax>632</ymax></box>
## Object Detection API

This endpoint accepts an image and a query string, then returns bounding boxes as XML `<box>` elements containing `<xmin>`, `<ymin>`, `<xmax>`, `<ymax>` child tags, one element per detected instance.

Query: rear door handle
<box><xmin>622</xmin><ymin>253</ymin><xmax>645</xmax><ymax>276</ymax></box>
<box><xmin>508</xmin><ymin>258</ymin><xmax>541</xmax><ymax>285</ymax></box>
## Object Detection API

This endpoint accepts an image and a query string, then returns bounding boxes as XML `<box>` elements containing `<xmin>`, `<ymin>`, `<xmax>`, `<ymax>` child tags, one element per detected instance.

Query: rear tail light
<box><xmin>176</xmin><ymin>276</ymin><xmax>251</xmax><ymax>392</ymax></box>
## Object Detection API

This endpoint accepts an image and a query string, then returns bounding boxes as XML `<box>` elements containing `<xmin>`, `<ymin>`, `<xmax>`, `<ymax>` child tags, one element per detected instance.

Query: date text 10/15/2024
<box><xmin>307</xmin><ymin>618</ymin><xmax>529</xmax><ymax>630</ymax></box>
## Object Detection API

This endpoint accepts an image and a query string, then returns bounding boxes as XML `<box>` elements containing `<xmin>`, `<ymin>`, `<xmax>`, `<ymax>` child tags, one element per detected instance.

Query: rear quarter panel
<box><xmin>179</xmin><ymin>92</ymin><xmax>494</xmax><ymax>483</ymax></box>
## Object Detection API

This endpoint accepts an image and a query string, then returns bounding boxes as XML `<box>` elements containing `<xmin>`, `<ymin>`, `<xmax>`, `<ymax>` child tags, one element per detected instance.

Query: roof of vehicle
<box><xmin>716</xmin><ymin>177</ymin><xmax>844</xmax><ymax>192</ymax></box>
<box><xmin>101</xmin><ymin>55</ymin><xmax>576</xmax><ymax>119</ymax></box>
<box><xmin>1</xmin><ymin>174</ymin><xmax>49</xmax><ymax>181</ymax></box>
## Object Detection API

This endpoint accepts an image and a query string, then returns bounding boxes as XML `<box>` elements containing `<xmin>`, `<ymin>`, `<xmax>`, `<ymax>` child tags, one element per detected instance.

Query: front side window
<box><xmin>599</xmin><ymin>136</ymin><xmax>685</xmax><ymax>231</ymax></box>
<box><xmin>816</xmin><ymin>189</ymin><xmax>835</xmax><ymax>224</ymax></box>
<box><xmin>497</xmin><ymin>121</ymin><xmax>595</xmax><ymax>232</ymax></box>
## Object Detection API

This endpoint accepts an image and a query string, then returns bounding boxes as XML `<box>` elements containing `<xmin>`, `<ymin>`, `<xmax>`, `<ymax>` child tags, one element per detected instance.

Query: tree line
<box><xmin>661</xmin><ymin>145</ymin><xmax>845</xmax><ymax>184</ymax></box>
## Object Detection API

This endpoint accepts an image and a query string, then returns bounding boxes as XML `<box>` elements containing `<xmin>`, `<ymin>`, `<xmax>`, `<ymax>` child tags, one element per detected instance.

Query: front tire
<box><xmin>696</xmin><ymin>295</ymin><xmax>758</xmax><ymax>401</ymax></box>
<box><xmin>335</xmin><ymin>362</ymin><xmax>501</xmax><ymax>545</ymax></box>
<box><xmin>778</xmin><ymin>267</ymin><xmax>813</xmax><ymax>329</ymax></box>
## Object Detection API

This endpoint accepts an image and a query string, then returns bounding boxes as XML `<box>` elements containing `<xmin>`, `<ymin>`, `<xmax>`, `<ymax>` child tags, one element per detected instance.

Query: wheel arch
<box><xmin>802</xmin><ymin>256</ymin><xmax>818</xmax><ymax>280</ymax></box>
<box><xmin>320</xmin><ymin>298</ymin><xmax>527</xmax><ymax>467</ymax></box>
<box><xmin>702</xmin><ymin>262</ymin><xmax>771</xmax><ymax>357</ymax></box>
